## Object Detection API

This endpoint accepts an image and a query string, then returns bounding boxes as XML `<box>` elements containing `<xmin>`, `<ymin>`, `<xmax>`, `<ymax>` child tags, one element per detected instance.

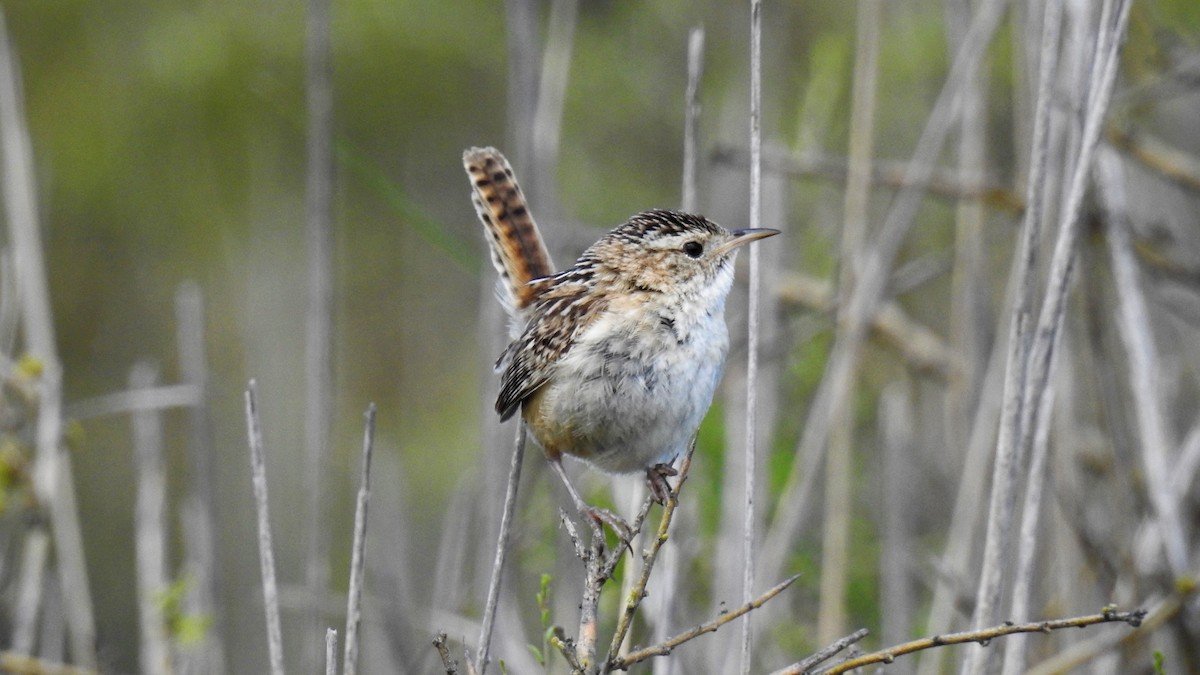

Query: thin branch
<box><xmin>174</xmin><ymin>281</ymin><xmax>226</xmax><ymax>675</ymax></box>
<box><xmin>767</xmin><ymin>628</ymin><xmax>870</xmax><ymax>675</ymax></box>
<box><xmin>473</xmin><ymin>423</ymin><xmax>527</xmax><ymax>675</ymax></box>
<box><xmin>566</xmin><ymin>494</ymin><xmax>655</xmax><ymax>673</ymax></box>
<box><xmin>433</xmin><ymin>633</ymin><xmax>459</xmax><ymax>675</ymax></box>
<box><xmin>343</xmin><ymin>404</ymin><xmax>377</xmax><ymax>675</ymax></box>
<box><xmin>131</xmin><ymin>363</ymin><xmax>172</xmax><ymax>675</ymax></box>
<box><xmin>325</xmin><ymin>629</ymin><xmax>338</xmax><ymax>675</ymax></box>
<box><xmin>245</xmin><ymin>381</ymin><xmax>286</xmax><ymax>675</ymax></box>
<box><xmin>610</xmin><ymin>573</ymin><xmax>801</xmax><ymax>671</ymax></box>
<box><xmin>818</xmin><ymin>609</ymin><xmax>1145</xmax><ymax>675</ymax></box>
<box><xmin>64</xmin><ymin>384</ymin><xmax>203</xmax><ymax>421</ymax></box>
<box><xmin>605</xmin><ymin>442</ymin><xmax>698</xmax><ymax>661</ymax></box>
<box><xmin>1025</xmin><ymin>590</ymin><xmax>1193</xmax><ymax>675</ymax></box>
<box><xmin>741</xmin><ymin>1</ymin><xmax>764</xmax><ymax>671</ymax></box>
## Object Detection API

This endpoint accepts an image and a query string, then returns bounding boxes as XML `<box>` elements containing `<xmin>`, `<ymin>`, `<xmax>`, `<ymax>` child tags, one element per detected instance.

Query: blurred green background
<box><xmin>3</xmin><ymin>0</ymin><xmax>1198</xmax><ymax>671</ymax></box>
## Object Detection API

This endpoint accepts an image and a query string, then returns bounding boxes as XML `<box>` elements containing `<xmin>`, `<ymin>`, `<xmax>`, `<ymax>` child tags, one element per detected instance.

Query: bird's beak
<box><xmin>716</xmin><ymin>228</ymin><xmax>780</xmax><ymax>257</ymax></box>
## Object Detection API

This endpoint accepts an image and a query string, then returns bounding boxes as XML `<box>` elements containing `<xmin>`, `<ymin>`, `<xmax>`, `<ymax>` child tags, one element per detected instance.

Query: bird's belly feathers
<box><xmin>524</xmin><ymin>310</ymin><xmax>729</xmax><ymax>473</ymax></box>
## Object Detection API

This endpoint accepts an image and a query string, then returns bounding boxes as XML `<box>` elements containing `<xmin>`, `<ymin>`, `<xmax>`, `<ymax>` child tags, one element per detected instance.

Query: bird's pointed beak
<box><xmin>716</xmin><ymin>228</ymin><xmax>780</xmax><ymax>256</ymax></box>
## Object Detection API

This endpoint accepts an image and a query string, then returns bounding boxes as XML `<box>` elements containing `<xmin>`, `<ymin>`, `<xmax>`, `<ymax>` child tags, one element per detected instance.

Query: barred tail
<box><xmin>463</xmin><ymin>147</ymin><xmax>554</xmax><ymax>312</ymax></box>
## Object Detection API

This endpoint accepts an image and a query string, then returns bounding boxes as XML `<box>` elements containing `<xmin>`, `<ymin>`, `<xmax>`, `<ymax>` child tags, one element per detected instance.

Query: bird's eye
<box><xmin>682</xmin><ymin>241</ymin><xmax>703</xmax><ymax>258</ymax></box>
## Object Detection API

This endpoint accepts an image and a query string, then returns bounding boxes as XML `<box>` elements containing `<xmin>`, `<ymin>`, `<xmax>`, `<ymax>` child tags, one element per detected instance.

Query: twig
<box><xmin>245</xmin><ymin>381</ymin><xmax>286</xmax><ymax>675</ymax></box>
<box><xmin>565</xmin><ymin>495</ymin><xmax>655</xmax><ymax>673</ymax></box>
<box><xmin>64</xmin><ymin>384</ymin><xmax>203</xmax><ymax>420</ymax></box>
<box><xmin>610</xmin><ymin>573</ymin><xmax>802</xmax><ymax>670</ymax></box>
<box><xmin>325</xmin><ymin>628</ymin><xmax>338</xmax><ymax>675</ymax></box>
<box><xmin>741</xmin><ymin>1</ymin><xmax>764</xmax><ymax>671</ymax></box>
<box><xmin>815</xmin><ymin>608</ymin><xmax>1145</xmax><ymax>675</ymax></box>
<box><xmin>606</xmin><ymin>442</ymin><xmax>698</xmax><ymax>661</ymax></box>
<box><xmin>433</xmin><ymin>633</ymin><xmax>459</xmax><ymax>675</ymax></box>
<box><xmin>768</xmin><ymin>628</ymin><xmax>869</xmax><ymax>675</ymax></box>
<box><xmin>1025</xmin><ymin>589</ymin><xmax>1193</xmax><ymax>675</ymax></box>
<box><xmin>131</xmin><ymin>363</ymin><xmax>172</xmax><ymax>675</ymax></box>
<box><xmin>473</xmin><ymin>423</ymin><xmax>527</xmax><ymax>675</ymax></box>
<box><xmin>174</xmin><ymin>281</ymin><xmax>226</xmax><ymax>675</ymax></box>
<box><xmin>343</xmin><ymin>404</ymin><xmax>376</xmax><ymax>675</ymax></box>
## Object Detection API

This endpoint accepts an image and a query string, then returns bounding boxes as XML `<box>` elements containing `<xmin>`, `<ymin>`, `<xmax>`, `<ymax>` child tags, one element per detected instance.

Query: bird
<box><xmin>463</xmin><ymin>146</ymin><xmax>777</xmax><ymax>530</ymax></box>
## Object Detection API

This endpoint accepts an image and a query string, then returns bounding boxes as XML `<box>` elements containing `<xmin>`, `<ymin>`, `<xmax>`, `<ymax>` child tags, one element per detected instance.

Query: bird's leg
<box><xmin>645</xmin><ymin>463</ymin><xmax>679</xmax><ymax>504</ymax></box>
<box><xmin>547</xmin><ymin>455</ymin><xmax>633</xmax><ymax>542</ymax></box>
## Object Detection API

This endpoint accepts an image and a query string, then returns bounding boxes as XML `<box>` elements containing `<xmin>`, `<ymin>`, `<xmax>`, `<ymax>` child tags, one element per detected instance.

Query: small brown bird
<box><xmin>464</xmin><ymin>147</ymin><xmax>777</xmax><ymax>528</ymax></box>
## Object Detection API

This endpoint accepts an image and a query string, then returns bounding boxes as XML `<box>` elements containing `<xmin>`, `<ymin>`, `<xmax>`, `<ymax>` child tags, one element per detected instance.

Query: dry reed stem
<box><xmin>741</xmin><ymin>1</ymin><xmax>764</xmax><ymax>670</ymax></box>
<box><xmin>816</xmin><ymin>609</ymin><xmax>1145</xmax><ymax>675</ymax></box>
<box><xmin>613</xmin><ymin>573</ymin><xmax>802</xmax><ymax>671</ymax></box>
<box><xmin>342</xmin><ymin>405</ymin><xmax>376</xmax><ymax>675</ymax></box>
<box><xmin>472</xmin><ymin>424</ymin><xmax>527</xmax><ymax>675</ymax></box>
<box><xmin>244</xmin><ymin>381</ymin><xmax>286</xmax><ymax>675</ymax></box>
<box><xmin>130</xmin><ymin>363</ymin><xmax>172</xmax><ymax>675</ymax></box>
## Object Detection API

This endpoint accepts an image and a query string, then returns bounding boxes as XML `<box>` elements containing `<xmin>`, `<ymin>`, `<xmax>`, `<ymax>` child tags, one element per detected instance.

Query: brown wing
<box><xmin>462</xmin><ymin>147</ymin><xmax>554</xmax><ymax>312</ymax></box>
<box><xmin>495</xmin><ymin>272</ymin><xmax>606</xmax><ymax>420</ymax></box>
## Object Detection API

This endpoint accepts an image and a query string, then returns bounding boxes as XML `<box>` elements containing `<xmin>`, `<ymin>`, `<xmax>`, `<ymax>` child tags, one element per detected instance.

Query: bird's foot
<box><xmin>645</xmin><ymin>463</ymin><xmax>679</xmax><ymax>504</ymax></box>
<box><xmin>580</xmin><ymin>505</ymin><xmax>635</xmax><ymax>544</ymax></box>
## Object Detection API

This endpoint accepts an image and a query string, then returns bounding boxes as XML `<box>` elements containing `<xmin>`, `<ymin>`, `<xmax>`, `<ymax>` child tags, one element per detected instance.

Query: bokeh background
<box><xmin>1</xmin><ymin>0</ymin><xmax>1199</xmax><ymax>673</ymax></box>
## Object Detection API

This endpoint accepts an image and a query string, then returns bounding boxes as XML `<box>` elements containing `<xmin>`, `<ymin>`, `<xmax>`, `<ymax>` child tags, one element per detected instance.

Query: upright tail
<box><xmin>463</xmin><ymin>147</ymin><xmax>555</xmax><ymax>314</ymax></box>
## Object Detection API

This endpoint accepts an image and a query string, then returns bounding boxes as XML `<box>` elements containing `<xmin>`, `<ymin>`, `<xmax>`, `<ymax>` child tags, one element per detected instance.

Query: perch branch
<box><xmin>610</xmin><ymin>573</ymin><xmax>801</xmax><ymax>671</ymax></box>
<box><xmin>814</xmin><ymin>608</ymin><xmax>1145</xmax><ymax>675</ymax></box>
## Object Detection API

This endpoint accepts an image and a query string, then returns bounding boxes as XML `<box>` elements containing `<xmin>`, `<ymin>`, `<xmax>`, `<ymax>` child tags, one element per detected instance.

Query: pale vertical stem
<box><xmin>0</xmin><ymin>9</ymin><xmax>95</xmax><ymax>667</ymax></box>
<box><xmin>1097</xmin><ymin>148</ymin><xmax>1188</xmax><ymax>575</ymax></box>
<box><xmin>11</xmin><ymin>531</ymin><xmax>48</xmax><ymax>655</ymax></box>
<box><xmin>818</xmin><ymin>0</ymin><xmax>881</xmax><ymax>645</ymax></box>
<box><xmin>740</xmin><ymin>2</ymin><xmax>763</xmax><ymax>672</ymax></box>
<box><xmin>304</xmin><ymin>0</ymin><xmax>335</xmax><ymax>667</ymax></box>
<box><xmin>999</xmin><ymin>364</ymin><xmax>1057</xmax><ymax>675</ymax></box>
<box><xmin>174</xmin><ymin>282</ymin><xmax>227</xmax><ymax>675</ymax></box>
<box><xmin>131</xmin><ymin>363</ymin><xmax>172</xmax><ymax>675</ymax></box>
<box><xmin>474</xmin><ymin>424</ymin><xmax>527</xmax><ymax>675</ymax></box>
<box><xmin>342</xmin><ymin>405</ymin><xmax>376</xmax><ymax>675</ymax></box>
<box><xmin>245</xmin><ymin>382</ymin><xmax>286</xmax><ymax>675</ymax></box>
<box><xmin>325</xmin><ymin>629</ymin><xmax>338</xmax><ymax>675</ymax></box>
